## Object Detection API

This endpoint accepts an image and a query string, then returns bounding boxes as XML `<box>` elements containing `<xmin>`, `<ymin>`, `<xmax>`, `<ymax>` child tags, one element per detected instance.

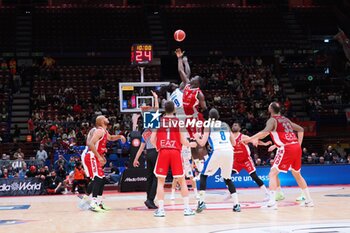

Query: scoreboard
<box><xmin>130</xmin><ymin>44</ymin><xmax>153</xmax><ymax>65</ymax></box>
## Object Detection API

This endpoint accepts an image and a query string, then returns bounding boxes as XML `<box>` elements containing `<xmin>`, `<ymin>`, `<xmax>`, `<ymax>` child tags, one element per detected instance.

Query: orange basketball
<box><xmin>174</xmin><ymin>29</ymin><xmax>186</xmax><ymax>42</ymax></box>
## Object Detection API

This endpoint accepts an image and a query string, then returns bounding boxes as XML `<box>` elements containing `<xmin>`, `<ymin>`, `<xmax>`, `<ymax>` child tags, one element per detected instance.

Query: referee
<box><xmin>133</xmin><ymin>128</ymin><xmax>158</xmax><ymax>209</ymax></box>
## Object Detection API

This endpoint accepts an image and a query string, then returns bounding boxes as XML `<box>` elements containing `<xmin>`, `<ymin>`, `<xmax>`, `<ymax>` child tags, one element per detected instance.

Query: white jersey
<box><xmin>170</xmin><ymin>88</ymin><xmax>186</xmax><ymax>121</ymax></box>
<box><xmin>208</xmin><ymin>121</ymin><xmax>232</xmax><ymax>151</ymax></box>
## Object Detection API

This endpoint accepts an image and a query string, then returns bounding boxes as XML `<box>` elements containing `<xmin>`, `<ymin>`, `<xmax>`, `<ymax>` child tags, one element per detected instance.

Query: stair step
<box><xmin>20</xmin><ymin>87</ymin><xmax>30</xmax><ymax>92</ymax></box>
<box><xmin>12</xmin><ymin>112</ymin><xmax>30</xmax><ymax>117</ymax></box>
<box><xmin>13</xmin><ymin>99</ymin><xmax>30</xmax><ymax>104</ymax></box>
<box><xmin>296</xmin><ymin>112</ymin><xmax>308</xmax><ymax>117</ymax></box>
<box><xmin>149</xmin><ymin>25</ymin><xmax>162</xmax><ymax>30</ymax></box>
<box><xmin>153</xmin><ymin>41</ymin><xmax>167</xmax><ymax>45</ymax></box>
<box><xmin>288</xmin><ymin>94</ymin><xmax>304</xmax><ymax>99</ymax></box>
<box><xmin>285</xmin><ymin>89</ymin><xmax>295</xmax><ymax>94</ymax></box>
<box><xmin>292</xmin><ymin>106</ymin><xmax>304</xmax><ymax>111</ymax></box>
<box><xmin>12</xmin><ymin>123</ymin><xmax>28</xmax><ymax>128</ymax></box>
<box><xmin>13</xmin><ymin>92</ymin><xmax>30</xmax><ymax>98</ymax></box>
<box><xmin>12</xmin><ymin>105</ymin><xmax>30</xmax><ymax>111</ymax></box>
<box><xmin>11</xmin><ymin>117</ymin><xmax>28</xmax><ymax>123</ymax></box>
<box><xmin>11</xmin><ymin>129</ymin><xmax>29</xmax><ymax>135</ymax></box>
<box><xmin>292</xmin><ymin>100</ymin><xmax>304</xmax><ymax>105</ymax></box>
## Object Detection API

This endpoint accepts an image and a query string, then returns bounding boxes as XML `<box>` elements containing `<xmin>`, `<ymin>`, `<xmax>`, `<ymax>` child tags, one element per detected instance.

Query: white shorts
<box><xmin>202</xmin><ymin>148</ymin><xmax>233</xmax><ymax>180</ymax></box>
<box><xmin>81</xmin><ymin>146</ymin><xmax>89</xmax><ymax>177</ymax></box>
<box><xmin>182</xmin><ymin>146</ymin><xmax>193</xmax><ymax>178</ymax></box>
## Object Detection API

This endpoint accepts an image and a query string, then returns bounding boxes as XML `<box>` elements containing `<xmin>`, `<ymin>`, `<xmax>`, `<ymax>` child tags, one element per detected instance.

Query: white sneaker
<box><xmin>184</xmin><ymin>208</ymin><xmax>195</xmax><ymax>216</ymax></box>
<box><xmin>263</xmin><ymin>193</ymin><xmax>270</xmax><ymax>202</ymax></box>
<box><xmin>170</xmin><ymin>193</ymin><xmax>175</xmax><ymax>200</ymax></box>
<box><xmin>78</xmin><ymin>196</ymin><xmax>91</xmax><ymax>210</ymax></box>
<box><xmin>261</xmin><ymin>200</ymin><xmax>278</xmax><ymax>210</ymax></box>
<box><xmin>154</xmin><ymin>209</ymin><xmax>165</xmax><ymax>217</ymax></box>
<box><xmin>300</xmin><ymin>200</ymin><xmax>314</xmax><ymax>207</ymax></box>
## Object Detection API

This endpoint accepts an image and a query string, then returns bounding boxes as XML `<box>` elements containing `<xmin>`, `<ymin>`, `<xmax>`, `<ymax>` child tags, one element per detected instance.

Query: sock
<box><xmin>302</xmin><ymin>188</ymin><xmax>312</xmax><ymax>202</ymax></box>
<box><xmin>171</xmin><ymin>189</ymin><xmax>175</xmax><ymax>196</ymax></box>
<box><xmin>97</xmin><ymin>195</ymin><xmax>102</xmax><ymax>205</ymax></box>
<box><xmin>193</xmin><ymin>188</ymin><xmax>198</xmax><ymax>196</ymax></box>
<box><xmin>91</xmin><ymin>197</ymin><xmax>98</xmax><ymax>205</ymax></box>
<box><xmin>270</xmin><ymin>191</ymin><xmax>276</xmax><ymax>201</ymax></box>
<box><xmin>199</xmin><ymin>190</ymin><xmax>206</xmax><ymax>203</ymax></box>
<box><xmin>183</xmin><ymin>196</ymin><xmax>189</xmax><ymax>209</ymax></box>
<box><xmin>231</xmin><ymin>193</ymin><xmax>239</xmax><ymax>205</ymax></box>
<box><xmin>260</xmin><ymin>185</ymin><xmax>268</xmax><ymax>194</ymax></box>
<box><xmin>277</xmin><ymin>186</ymin><xmax>282</xmax><ymax>193</ymax></box>
<box><xmin>158</xmin><ymin>200</ymin><xmax>164</xmax><ymax>210</ymax></box>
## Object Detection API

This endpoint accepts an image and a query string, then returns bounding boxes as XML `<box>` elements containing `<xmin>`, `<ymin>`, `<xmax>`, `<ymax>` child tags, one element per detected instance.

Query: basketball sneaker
<box><xmin>89</xmin><ymin>202</ymin><xmax>105</xmax><ymax>213</ymax></box>
<box><xmin>300</xmin><ymin>200</ymin><xmax>314</xmax><ymax>207</ymax></box>
<box><xmin>275</xmin><ymin>192</ymin><xmax>285</xmax><ymax>201</ymax></box>
<box><xmin>184</xmin><ymin>208</ymin><xmax>195</xmax><ymax>216</ymax></box>
<box><xmin>296</xmin><ymin>194</ymin><xmax>306</xmax><ymax>201</ymax></box>
<box><xmin>233</xmin><ymin>204</ymin><xmax>241</xmax><ymax>212</ymax></box>
<box><xmin>78</xmin><ymin>195</ymin><xmax>91</xmax><ymax>210</ymax></box>
<box><xmin>196</xmin><ymin>201</ymin><xmax>206</xmax><ymax>213</ymax></box>
<box><xmin>154</xmin><ymin>209</ymin><xmax>165</xmax><ymax>217</ymax></box>
<box><xmin>99</xmin><ymin>202</ymin><xmax>111</xmax><ymax>211</ymax></box>
<box><xmin>261</xmin><ymin>201</ymin><xmax>278</xmax><ymax>210</ymax></box>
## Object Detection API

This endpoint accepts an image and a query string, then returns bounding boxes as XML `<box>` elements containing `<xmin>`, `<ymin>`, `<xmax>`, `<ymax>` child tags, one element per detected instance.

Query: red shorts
<box><xmin>273</xmin><ymin>143</ymin><xmax>302</xmax><ymax>173</ymax></box>
<box><xmin>233</xmin><ymin>156</ymin><xmax>256</xmax><ymax>174</ymax></box>
<box><xmin>154</xmin><ymin>149</ymin><xmax>184</xmax><ymax>178</ymax></box>
<box><xmin>82</xmin><ymin>151</ymin><xmax>104</xmax><ymax>178</ymax></box>
<box><xmin>185</xmin><ymin>113</ymin><xmax>204</xmax><ymax>139</ymax></box>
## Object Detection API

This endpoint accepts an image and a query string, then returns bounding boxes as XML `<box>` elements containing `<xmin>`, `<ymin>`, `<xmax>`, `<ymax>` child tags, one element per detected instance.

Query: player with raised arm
<box><xmin>231</xmin><ymin>122</ymin><xmax>270</xmax><ymax>201</ymax></box>
<box><xmin>150</xmin><ymin>101</ymin><xmax>197</xmax><ymax>217</ymax></box>
<box><xmin>194</xmin><ymin>108</ymin><xmax>241</xmax><ymax>213</ymax></box>
<box><xmin>84</xmin><ymin>115</ymin><xmax>126</xmax><ymax>212</ymax></box>
<box><xmin>175</xmin><ymin>48</ymin><xmax>208</xmax><ymax>175</ymax></box>
<box><xmin>242</xmin><ymin>102</ymin><xmax>314</xmax><ymax>209</ymax></box>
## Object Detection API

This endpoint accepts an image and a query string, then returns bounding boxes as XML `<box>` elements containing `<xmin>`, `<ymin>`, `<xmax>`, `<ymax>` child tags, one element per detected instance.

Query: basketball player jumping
<box><xmin>242</xmin><ymin>102</ymin><xmax>314</xmax><ymax>209</ymax></box>
<box><xmin>231</xmin><ymin>122</ymin><xmax>270</xmax><ymax>200</ymax></box>
<box><xmin>150</xmin><ymin>101</ymin><xmax>197</xmax><ymax>217</ymax></box>
<box><xmin>83</xmin><ymin>115</ymin><xmax>126</xmax><ymax>212</ymax></box>
<box><xmin>162</xmin><ymin>52</ymin><xmax>200</xmax><ymax>199</ymax></box>
<box><xmin>175</xmin><ymin>48</ymin><xmax>208</xmax><ymax>175</ymax></box>
<box><xmin>194</xmin><ymin>108</ymin><xmax>241</xmax><ymax>213</ymax></box>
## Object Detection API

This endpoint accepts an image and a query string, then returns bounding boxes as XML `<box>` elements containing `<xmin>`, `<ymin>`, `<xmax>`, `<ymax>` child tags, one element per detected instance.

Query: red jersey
<box><xmin>183</xmin><ymin>84</ymin><xmax>202</xmax><ymax>116</ymax></box>
<box><xmin>233</xmin><ymin>133</ymin><xmax>251</xmax><ymax>160</ymax></box>
<box><xmin>156</xmin><ymin>117</ymin><xmax>182</xmax><ymax>151</ymax></box>
<box><xmin>93</xmin><ymin>127</ymin><xmax>108</xmax><ymax>155</ymax></box>
<box><xmin>270</xmin><ymin>116</ymin><xmax>298</xmax><ymax>147</ymax></box>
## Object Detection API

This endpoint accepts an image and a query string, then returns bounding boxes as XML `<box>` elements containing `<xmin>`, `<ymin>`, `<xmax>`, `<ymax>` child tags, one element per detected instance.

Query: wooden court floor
<box><xmin>0</xmin><ymin>185</ymin><xmax>350</xmax><ymax>233</ymax></box>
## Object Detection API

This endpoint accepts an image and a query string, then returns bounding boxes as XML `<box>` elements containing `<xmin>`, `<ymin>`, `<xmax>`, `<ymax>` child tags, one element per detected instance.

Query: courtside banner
<box><xmin>203</xmin><ymin>165</ymin><xmax>350</xmax><ymax>189</ymax></box>
<box><xmin>119</xmin><ymin>168</ymin><xmax>148</xmax><ymax>192</ymax></box>
<box><xmin>0</xmin><ymin>178</ymin><xmax>46</xmax><ymax>196</ymax></box>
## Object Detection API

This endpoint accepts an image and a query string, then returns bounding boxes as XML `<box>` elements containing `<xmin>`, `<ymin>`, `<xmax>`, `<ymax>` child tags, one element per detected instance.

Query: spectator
<box><xmin>13</xmin><ymin>148</ymin><xmax>24</xmax><ymax>160</ymax></box>
<box><xmin>71</xmin><ymin>163</ymin><xmax>87</xmax><ymax>194</ymax></box>
<box><xmin>305</xmin><ymin>156</ymin><xmax>314</xmax><ymax>164</ymax></box>
<box><xmin>28</xmin><ymin>117</ymin><xmax>35</xmax><ymax>138</ymax></box>
<box><xmin>26</xmin><ymin>166</ymin><xmax>38</xmax><ymax>178</ymax></box>
<box><xmin>12</xmin><ymin>124</ymin><xmax>21</xmax><ymax>141</ymax></box>
<box><xmin>36</xmin><ymin>145</ymin><xmax>48</xmax><ymax>165</ymax></box>
<box><xmin>324</xmin><ymin>146</ymin><xmax>338</xmax><ymax>163</ymax></box>
<box><xmin>0</xmin><ymin>168</ymin><xmax>9</xmax><ymax>178</ymax></box>
<box><xmin>319</xmin><ymin>156</ymin><xmax>325</xmax><ymax>165</ymax></box>
<box><xmin>46</xmin><ymin>171</ymin><xmax>64</xmax><ymax>194</ymax></box>
<box><xmin>302</xmin><ymin>148</ymin><xmax>310</xmax><ymax>162</ymax></box>
<box><xmin>55</xmin><ymin>155</ymin><xmax>67</xmax><ymax>168</ymax></box>
<box><xmin>107</xmin><ymin>162</ymin><xmax>121</xmax><ymax>184</ymax></box>
<box><xmin>12</xmin><ymin>157</ymin><xmax>25</xmax><ymax>171</ymax></box>
<box><xmin>255</xmin><ymin>158</ymin><xmax>262</xmax><ymax>166</ymax></box>
<box><xmin>56</xmin><ymin>164</ymin><xmax>67</xmax><ymax>180</ymax></box>
<box><xmin>18</xmin><ymin>164</ymin><xmax>28</xmax><ymax>179</ymax></box>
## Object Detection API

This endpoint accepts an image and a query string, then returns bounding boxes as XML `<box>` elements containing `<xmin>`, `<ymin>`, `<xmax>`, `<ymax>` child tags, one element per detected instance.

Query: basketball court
<box><xmin>1</xmin><ymin>185</ymin><xmax>349</xmax><ymax>233</ymax></box>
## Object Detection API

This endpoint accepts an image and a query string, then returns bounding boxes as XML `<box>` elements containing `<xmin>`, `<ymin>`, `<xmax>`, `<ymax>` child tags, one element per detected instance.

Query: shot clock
<box><xmin>130</xmin><ymin>44</ymin><xmax>153</xmax><ymax>65</ymax></box>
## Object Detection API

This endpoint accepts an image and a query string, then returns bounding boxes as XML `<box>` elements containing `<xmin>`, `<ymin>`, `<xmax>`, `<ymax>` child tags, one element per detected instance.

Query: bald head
<box><xmin>96</xmin><ymin>115</ymin><xmax>109</xmax><ymax>128</ymax></box>
<box><xmin>268</xmin><ymin>102</ymin><xmax>281</xmax><ymax>115</ymax></box>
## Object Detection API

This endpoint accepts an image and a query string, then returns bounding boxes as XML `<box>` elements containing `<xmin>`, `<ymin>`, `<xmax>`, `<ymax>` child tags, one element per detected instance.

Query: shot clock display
<box><xmin>130</xmin><ymin>44</ymin><xmax>153</xmax><ymax>65</ymax></box>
